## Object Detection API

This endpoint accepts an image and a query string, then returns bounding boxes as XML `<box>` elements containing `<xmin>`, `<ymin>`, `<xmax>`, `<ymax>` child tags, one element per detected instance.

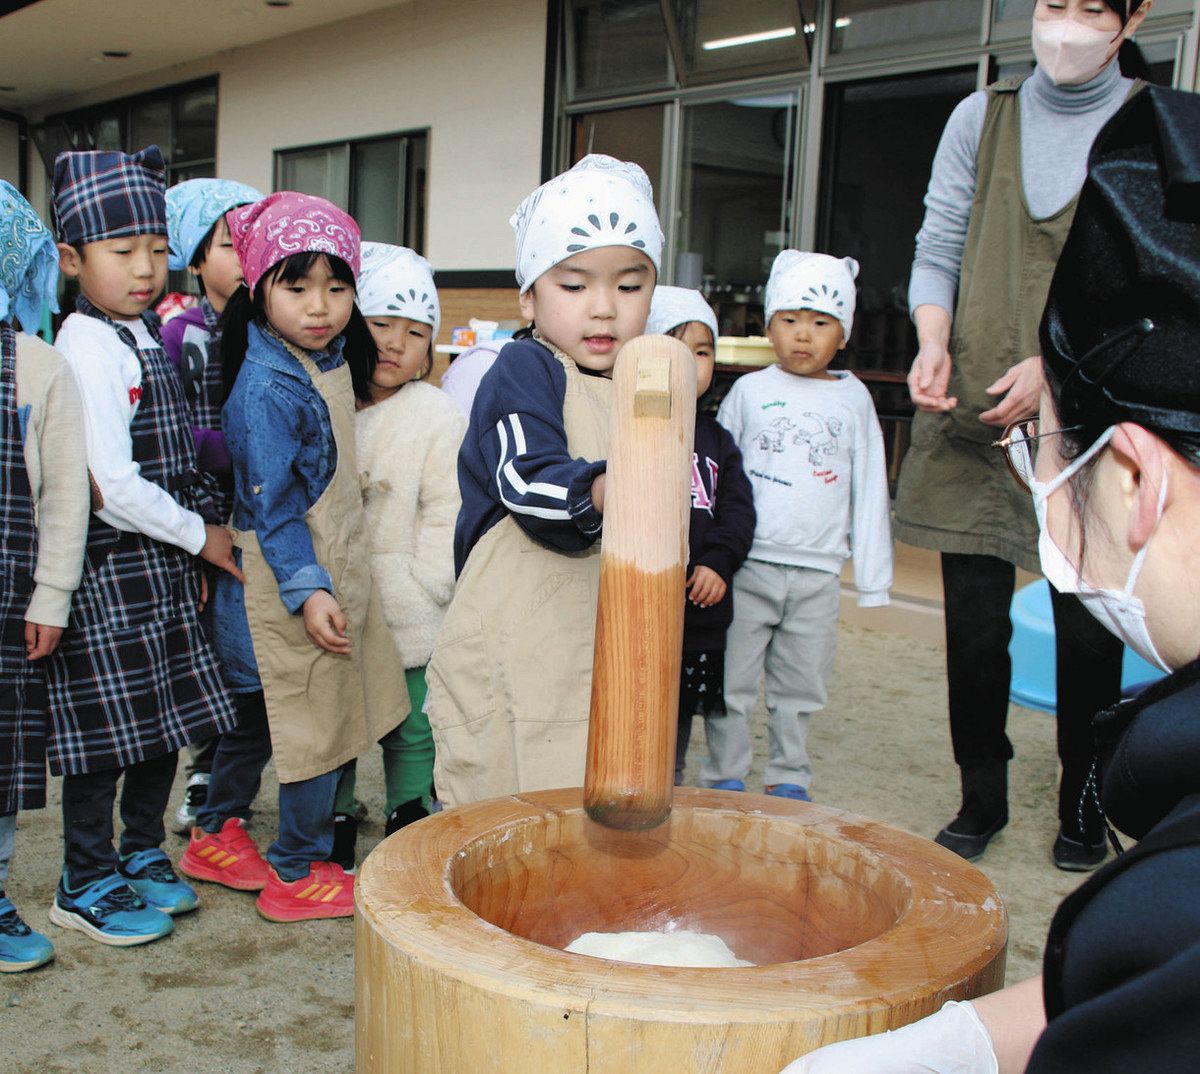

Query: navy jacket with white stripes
<box><xmin>453</xmin><ymin>337</ymin><xmax>606</xmax><ymax>577</ymax></box>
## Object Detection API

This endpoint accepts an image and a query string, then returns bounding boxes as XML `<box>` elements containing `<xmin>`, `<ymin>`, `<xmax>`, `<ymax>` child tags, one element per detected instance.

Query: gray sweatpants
<box><xmin>702</xmin><ymin>559</ymin><xmax>840</xmax><ymax>789</ymax></box>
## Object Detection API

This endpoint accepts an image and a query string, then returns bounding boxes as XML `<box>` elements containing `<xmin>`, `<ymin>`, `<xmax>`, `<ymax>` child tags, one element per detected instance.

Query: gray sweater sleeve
<box><xmin>908</xmin><ymin>91</ymin><xmax>987</xmax><ymax>317</ymax></box>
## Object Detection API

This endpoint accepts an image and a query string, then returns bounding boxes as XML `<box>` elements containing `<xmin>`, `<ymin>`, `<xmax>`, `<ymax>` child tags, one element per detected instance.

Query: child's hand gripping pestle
<box><xmin>584</xmin><ymin>334</ymin><xmax>697</xmax><ymax>830</ymax></box>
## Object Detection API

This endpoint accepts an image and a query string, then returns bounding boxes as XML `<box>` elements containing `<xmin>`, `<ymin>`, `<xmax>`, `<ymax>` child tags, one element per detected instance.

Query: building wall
<box><xmin>24</xmin><ymin>0</ymin><xmax>547</xmax><ymax>272</ymax></box>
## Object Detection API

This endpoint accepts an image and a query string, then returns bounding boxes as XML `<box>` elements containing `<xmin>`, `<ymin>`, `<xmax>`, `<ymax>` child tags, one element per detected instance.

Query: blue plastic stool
<box><xmin>1008</xmin><ymin>579</ymin><xmax>1163</xmax><ymax>714</ymax></box>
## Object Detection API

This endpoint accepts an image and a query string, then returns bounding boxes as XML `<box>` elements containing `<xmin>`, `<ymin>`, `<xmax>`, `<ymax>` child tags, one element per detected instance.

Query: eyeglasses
<box><xmin>991</xmin><ymin>420</ymin><xmax>1083</xmax><ymax>494</ymax></box>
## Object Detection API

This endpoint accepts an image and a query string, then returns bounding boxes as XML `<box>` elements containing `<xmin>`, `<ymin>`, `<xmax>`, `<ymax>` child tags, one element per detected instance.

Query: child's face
<box><xmin>58</xmin><ymin>234</ymin><xmax>168</xmax><ymax>320</ymax></box>
<box><xmin>678</xmin><ymin>321</ymin><xmax>716</xmax><ymax>399</ymax></box>
<box><xmin>193</xmin><ymin>214</ymin><xmax>244</xmax><ymax>312</ymax></box>
<box><xmin>366</xmin><ymin>315</ymin><xmax>433</xmax><ymax>398</ymax></box>
<box><xmin>766</xmin><ymin>309</ymin><xmax>846</xmax><ymax>379</ymax></box>
<box><xmin>262</xmin><ymin>255</ymin><xmax>354</xmax><ymax>353</ymax></box>
<box><xmin>518</xmin><ymin>246</ymin><xmax>654</xmax><ymax>375</ymax></box>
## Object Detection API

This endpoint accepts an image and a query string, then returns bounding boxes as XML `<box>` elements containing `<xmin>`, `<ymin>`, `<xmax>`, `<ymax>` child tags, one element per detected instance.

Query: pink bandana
<box><xmin>228</xmin><ymin>191</ymin><xmax>360</xmax><ymax>294</ymax></box>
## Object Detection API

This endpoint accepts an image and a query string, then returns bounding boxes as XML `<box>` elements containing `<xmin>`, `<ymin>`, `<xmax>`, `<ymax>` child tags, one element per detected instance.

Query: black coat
<box><xmin>684</xmin><ymin>413</ymin><xmax>755</xmax><ymax>652</ymax></box>
<box><xmin>1029</xmin><ymin>660</ymin><xmax>1200</xmax><ymax>1073</ymax></box>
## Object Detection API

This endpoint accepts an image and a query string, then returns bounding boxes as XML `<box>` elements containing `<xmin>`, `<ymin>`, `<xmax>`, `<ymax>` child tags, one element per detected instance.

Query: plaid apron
<box><xmin>45</xmin><ymin>298</ymin><xmax>235</xmax><ymax>775</ymax></box>
<box><xmin>176</xmin><ymin>299</ymin><xmax>232</xmax><ymax>522</ymax></box>
<box><xmin>0</xmin><ymin>325</ymin><xmax>48</xmax><ymax>811</ymax></box>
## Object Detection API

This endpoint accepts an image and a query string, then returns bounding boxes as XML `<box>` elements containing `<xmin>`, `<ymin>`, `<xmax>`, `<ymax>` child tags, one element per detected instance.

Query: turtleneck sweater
<box><xmin>909</xmin><ymin>61</ymin><xmax>1133</xmax><ymax>316</ymax></box>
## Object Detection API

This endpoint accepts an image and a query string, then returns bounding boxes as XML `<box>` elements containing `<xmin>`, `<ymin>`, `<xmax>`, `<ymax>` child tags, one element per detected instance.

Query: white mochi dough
<box><xmin>564</xmin><ymin>930</ymin><xmax>753</xmax><ymax>968</ymax></box>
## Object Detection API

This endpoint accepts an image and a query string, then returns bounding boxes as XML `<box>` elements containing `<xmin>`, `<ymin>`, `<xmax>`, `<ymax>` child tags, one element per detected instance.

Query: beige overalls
<box><xmin>236</xmin><ymin>344</ymin><xmax>409</xmax><ymax>783</ymax></box>
<box><xmin>426</xmin><ymin>348</ymin><xmax>610</xmax><ymax>807</ymax></box>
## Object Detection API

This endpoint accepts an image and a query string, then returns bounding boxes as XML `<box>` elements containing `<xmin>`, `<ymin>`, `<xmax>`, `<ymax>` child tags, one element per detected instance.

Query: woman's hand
<box><xmin>908</xmin><ymin>341</ymin><xmax>959</xmax><ymax>413</ymax></box>
<box><xmin>778</xmin><ymin>1001</ymin><xmax>999</xmax><ymax>1074</ymax></box>
<box><xmin>980</xmin><ymin>356</ymin><xmax>1044</xmax><ymax>427</ymax></box>
<box><xmin>686</xmin><ymin>566</ymin><xmax>727</xmax><ymax>608</ymax></box>
<box><xmin>302</xmin><ymin>590</ymin><xmax>351</xmax><ymax>654</ymax></box>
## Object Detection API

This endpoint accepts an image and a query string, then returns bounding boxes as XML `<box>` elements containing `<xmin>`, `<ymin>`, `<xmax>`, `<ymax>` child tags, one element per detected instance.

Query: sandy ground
<box><xmin>2</xmin><ymin>622</ymin><xmax>1092</xmax><ymax>1072</ymax></box>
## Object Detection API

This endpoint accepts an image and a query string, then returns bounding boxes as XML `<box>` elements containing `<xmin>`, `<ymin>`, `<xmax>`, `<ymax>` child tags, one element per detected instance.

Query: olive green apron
<box><xmin>236</xmin><ymin>345</ymin><xmax>409</xmax><ymax>783</ymax></box>
<box><xmin>894</xmin><ymin>76</ymin><xmax>1140</xmax><ymax>573</ymax></box>
<box><xmin>426</xmin><ymin>345</ymin><xmax>610</xmax><ymax>808</ymax></box>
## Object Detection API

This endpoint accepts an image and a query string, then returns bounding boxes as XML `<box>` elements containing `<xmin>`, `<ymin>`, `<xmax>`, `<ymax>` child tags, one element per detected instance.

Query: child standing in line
<box><xmin>427</xmin><ymin>154</ymin><xmax>663</xmax><ymax>808</ymax></box>
<box><xmin>180</xmin><ymin>194</ymin><xmax>408</xmax><ymax>922</ymax></box>
<box><xmin>162</xmin><ymin>177</ymin><xmax>264</xmax><ymax>834</ymax></box>
<box><xmin>47</xmin><ymin>146</ymin><xmax>240</xmax><ymax>947</ymax></box>
<box><xmin>645</xmin><ymin>286</ymin><xmax>755</xmax><ymax>786</ymax></box>
<box><xmin>0</xmin><ymin>183</ymin><xmax>89</xmax><ymax>971</ymax></box>
<box><xmin>713</xmin><ymin>251</ymin><xmax>892</xmax><ymax>800</ymax></box>
<box><xmin>327</xmin><ymin>243</ymin><xmax>465</xmax><ymax>869</ymax></box>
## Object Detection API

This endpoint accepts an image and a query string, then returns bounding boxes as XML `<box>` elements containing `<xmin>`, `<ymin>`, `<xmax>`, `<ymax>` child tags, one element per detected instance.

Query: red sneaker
<box><xmin>255</xmin><ymin>862</ymin><xmax>355</xmax><ymax>923</ymax></box>
<box><xmin>179</xmin><ymin>818</ymin><xmax>270</xmax><ymax>891</ymax></box>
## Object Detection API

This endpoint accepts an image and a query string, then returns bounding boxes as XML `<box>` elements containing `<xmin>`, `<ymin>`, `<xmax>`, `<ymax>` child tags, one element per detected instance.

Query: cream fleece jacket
<box><xmin>14</xmin><ymin>332</ymin><xmax>90</xmax><ymax>627</ymax></box>
<box><xmin>356</xmin><ymin>380</ymin><xmax>467</xmax><ymax>668</ymax></box>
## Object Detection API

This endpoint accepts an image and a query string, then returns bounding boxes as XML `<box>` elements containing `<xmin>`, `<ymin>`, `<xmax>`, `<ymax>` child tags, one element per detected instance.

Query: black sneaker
<box><xmin>1053</xmin><ymin>830</ymin><xmax>1108</xmax><ymax>872</ymax></box>
<box><xmin>327</xmin><ymin>813</ymin><xmax>358</xmax><ymax>873</ymax></box>
<box><xmin>384</xmin><ymin>799</ymin><xmax>430</xmax><ymax>838</ymax></box>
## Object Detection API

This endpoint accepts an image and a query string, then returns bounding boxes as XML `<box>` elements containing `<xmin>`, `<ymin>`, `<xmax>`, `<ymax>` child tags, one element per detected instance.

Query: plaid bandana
<box><xmin>52</xmin><ymin>145</ymin><xmax>167</xmax><ymax>248</ymax></box>
<box><xmin>166</xmin><ymin>178</ymin><xmax>264</xmax><ymax>270</ymax></box>
<box><xmin>227</xmin><ymin>191</ymin><xmax>360</xmax><ymax>295</ymax></box>
<box><xmin>0</xmin><ymin>180</ymin><xmax>59</xmax><ymax>333</ymax></box>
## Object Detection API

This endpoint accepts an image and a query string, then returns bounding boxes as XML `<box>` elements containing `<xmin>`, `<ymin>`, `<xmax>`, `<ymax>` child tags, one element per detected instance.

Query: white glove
<box><xmin>779</xmin><ymin>1001</ymin><xmax>1000</xmax><ymax>1074</ymax></box>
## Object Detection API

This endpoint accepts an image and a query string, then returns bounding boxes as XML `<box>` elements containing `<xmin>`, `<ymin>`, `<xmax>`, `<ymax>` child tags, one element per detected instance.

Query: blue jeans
<box><xmin>198</xmin><ymin>690</ymin><xmax>338</xmax><ymax>882</ymax></box>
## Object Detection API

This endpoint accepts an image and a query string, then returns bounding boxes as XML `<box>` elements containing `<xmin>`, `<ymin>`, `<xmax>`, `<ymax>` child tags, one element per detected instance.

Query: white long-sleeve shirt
<box><xmin>717</xmin><ymin>365</ymin><xmax>893</xmax><ymax>607</ymax></box>
<box><xmin>55</xmin><ymin>312</ymin><xmax>207</xmax><ymax>555</ymax></box>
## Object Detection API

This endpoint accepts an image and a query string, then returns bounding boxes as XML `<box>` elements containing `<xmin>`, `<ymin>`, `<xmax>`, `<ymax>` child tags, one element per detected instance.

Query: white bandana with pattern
<box><xmin>510</xmin><ymin>154</ymin><xmax>663</xmax><ymax>293</ymax></box>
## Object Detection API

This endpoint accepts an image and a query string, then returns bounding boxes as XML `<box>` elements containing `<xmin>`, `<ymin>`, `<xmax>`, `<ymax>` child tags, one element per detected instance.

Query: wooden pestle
<box><xmin>584</xmin><ymin>334</ymin><xmax>697</xmax><ymax>830</ymax></box>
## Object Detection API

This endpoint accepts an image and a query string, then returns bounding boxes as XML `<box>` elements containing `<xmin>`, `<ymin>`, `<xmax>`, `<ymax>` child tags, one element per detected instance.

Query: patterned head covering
<box><xmin>510</xmin><ymin>154</ymin><xmax>663</xmax><ymax>293</ymax></box>
<box><xmin>356</xmin><ymin>242</ymin><xmax>440</xmax><ymax>338</ymax></box>
<box><xmin>51</xmin><ymin>144</ymin><xmax>167</xmax><ymax>247</ymax></box>
<box><xmin>0</xmin><ymin>181</ymin><xmax>59</xmax><ymax>333</ymax></box>
<box><xmin>227</xmin><ymin>191</ymin><xmax>360</xmax><ymax>295</ymax></box>
<box><xmin>166</xmin><ymin>178</ymin><xmax>265</xmax><ymax>270</ymax></box>
<box><xmin>647</xmin><ymin>285</ymin><xmax>718</xmax><ymax>346</ymax></box>
<box><xmin>765</xmin><ymin>250</ymin><xmax>860</xmax><ymax>339</ymax></box>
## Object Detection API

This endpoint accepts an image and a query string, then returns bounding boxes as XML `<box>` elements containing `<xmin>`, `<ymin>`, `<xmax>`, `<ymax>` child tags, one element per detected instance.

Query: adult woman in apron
<box><xmin>893</xmin><ymin>0</ymin><xmax>1151</xmax><ymax>868</ymax></box>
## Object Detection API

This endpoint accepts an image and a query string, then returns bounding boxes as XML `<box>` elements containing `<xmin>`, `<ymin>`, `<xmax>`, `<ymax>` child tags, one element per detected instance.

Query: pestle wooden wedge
<box><xmin>584</xmin><ymin>334</ymin><xmax>696</xmax><ymax>831</ymax></box>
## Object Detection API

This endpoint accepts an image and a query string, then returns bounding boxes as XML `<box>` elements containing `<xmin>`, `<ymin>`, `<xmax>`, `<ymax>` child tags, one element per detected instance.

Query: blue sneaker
<box><xmin>708</xmin><ymin>779</ymin><xmax>746</xmax><ymax>792</ymax></box>
<box><xmin>48</xmin><ymin>874</ymin><xmax>174</xmax><ymax>947</ymax></box>
<box><xmin>766</xmin><ymin>783</ymin><xmax>812</xmax><ymax>802</ymax></box>
<box><xmin>0</xmin><ymin>897</ymin><xmax>54</xmax><ymax>972</ymax></box>
<box><xmin>119</xmin><ymin>849</ymin><xmax>198</xmax><ymax>915</ymax></box>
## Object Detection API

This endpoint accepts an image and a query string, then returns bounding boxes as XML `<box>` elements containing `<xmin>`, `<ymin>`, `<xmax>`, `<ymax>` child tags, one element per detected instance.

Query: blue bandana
<box><xmin>51</xmin><ymin>144</ymin><xmax>167</xmax><ymax>247</ymax></box>
<box><xmin>166</xmin><ymin>177</ymin><xmax>264</xmax><ymax>270</ymax></box>
<box><xmin>0</xmin><ymin>180</ymin><xmax>59</xmax><ymax>333</ymax></box>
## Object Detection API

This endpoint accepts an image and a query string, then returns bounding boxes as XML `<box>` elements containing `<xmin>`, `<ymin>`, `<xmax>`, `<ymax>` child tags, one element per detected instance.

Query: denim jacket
<box><xmin>211</xmin><ymin>321</ymin><xmax>342</xmax><ymax>690</ymax></box>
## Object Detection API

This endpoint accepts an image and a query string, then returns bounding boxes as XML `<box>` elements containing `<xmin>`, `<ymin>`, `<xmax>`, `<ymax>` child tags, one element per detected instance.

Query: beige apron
<box><xmin>426</xmin><ymin>348</ymin><xmax>610</xmax><ymax>807</ymax></box>
<box><xmin>894</xmin><ymin>77</ymin><xmax>1142</xmax><ymax>574</ymax></box>
<box><xmin>236</xmin><ymin>346</ymin><xmax>408</xmax><ymax>783</ymax></box>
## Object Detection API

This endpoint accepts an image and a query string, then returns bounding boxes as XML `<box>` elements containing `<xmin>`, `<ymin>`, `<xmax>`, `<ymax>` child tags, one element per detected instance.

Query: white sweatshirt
<box><xmin>55</xmin><ymin>312</ymin><xmax>207</xmax><ymax>554</ymax></box>
<box><xmin>717</xmin><ymin>365</ymin><xmax>893</xmax><ymax>607</ymax></box>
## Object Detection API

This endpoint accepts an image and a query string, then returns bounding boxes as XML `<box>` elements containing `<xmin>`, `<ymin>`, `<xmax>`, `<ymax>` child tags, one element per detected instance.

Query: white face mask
<box><xmin>1032</xmin><ymin>17</ymin><xmax>1120</xmax><ymax>86</ymax></box>
<box><xmin>1031</xmin><ymin>426</ymin><xmax>1172</xmax><ymax>673</ymax></box>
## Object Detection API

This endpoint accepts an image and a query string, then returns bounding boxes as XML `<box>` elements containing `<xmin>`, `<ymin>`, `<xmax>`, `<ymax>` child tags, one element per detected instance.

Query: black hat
<box><xmin>1040</xmin><ymin>86</ymin><xmax>1200</xmax><ymax>465</ymax></box>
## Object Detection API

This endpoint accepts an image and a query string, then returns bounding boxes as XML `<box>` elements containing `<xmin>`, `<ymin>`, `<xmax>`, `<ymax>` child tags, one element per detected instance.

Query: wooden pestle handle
<box><xmin>584</xmin><ymin>335</ymin><xmax>697</xmax><ymax>830</ymax></box>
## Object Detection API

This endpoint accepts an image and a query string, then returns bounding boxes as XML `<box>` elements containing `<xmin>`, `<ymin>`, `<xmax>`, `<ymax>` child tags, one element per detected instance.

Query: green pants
<box><xmin>334</xmin><ymin>665</ymin><xmax>433</xmax><ymax>815</ymax></box>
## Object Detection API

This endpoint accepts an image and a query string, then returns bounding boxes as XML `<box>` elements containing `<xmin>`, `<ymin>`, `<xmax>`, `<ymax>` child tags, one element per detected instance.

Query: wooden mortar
<box><xmin>356</xmin><ymin>788</ymin><xmax>1007</xmax><ymax>1072</ymax></box>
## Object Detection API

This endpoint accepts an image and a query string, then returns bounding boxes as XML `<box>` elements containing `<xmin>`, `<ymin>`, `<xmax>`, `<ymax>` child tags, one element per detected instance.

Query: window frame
<box><xmin>272</xmin><ymin>129</ymin><xmax>429</xmax><ymax>252</ymax></box>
